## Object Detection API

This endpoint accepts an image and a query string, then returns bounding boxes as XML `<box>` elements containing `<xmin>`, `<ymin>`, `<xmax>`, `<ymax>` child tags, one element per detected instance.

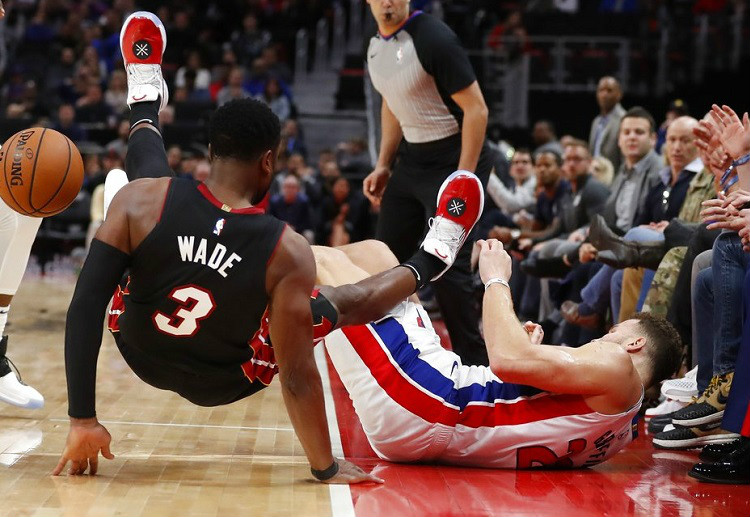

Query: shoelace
<box><xmin>127</xmin><ymin>64</ymin><xmax>163</xmax><ymax>89</ymax></box>
<box><xmin>427</xmin><ymin>216</ymin><xmax>465</xmax><ymax>246</ymax></box>
<box><xmin>692</xmin><ymin>375</ymin><xmax>721</xmax><ymax>404</ymax></box>
<box><xmin>1</xmin><ymin>356</ymin><xmax>28</xmax><ymax>386</ymax></box>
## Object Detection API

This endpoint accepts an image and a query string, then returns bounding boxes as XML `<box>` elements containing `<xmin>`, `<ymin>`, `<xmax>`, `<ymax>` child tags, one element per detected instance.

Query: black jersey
<box><xmin>113</xmin><ymin>178</ymin><xmax>286</xmax><ymax>398</ymax></box>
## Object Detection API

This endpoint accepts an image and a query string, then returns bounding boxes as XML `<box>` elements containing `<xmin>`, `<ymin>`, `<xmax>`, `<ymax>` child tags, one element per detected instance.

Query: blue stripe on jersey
<box><xmin>371</xmin><ymin>317</ymin><xmax>538</xmax><ymax>409</ymax></box>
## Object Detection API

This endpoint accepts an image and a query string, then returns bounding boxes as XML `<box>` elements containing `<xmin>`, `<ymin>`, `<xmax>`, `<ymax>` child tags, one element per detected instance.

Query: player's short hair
<box><xmin>621</xmin><ymin>106</ymin><xmax>656</xmax><ymax>134</ymax></box>
<box><xmin>209</xmin><ymin>98</ymin><xmax>281</xmax><ymax>162</ymax></box>
<box><xmin>632</xmin><ymin>312</ymin><xmax>682</xmax><ymax>386</ymax></box>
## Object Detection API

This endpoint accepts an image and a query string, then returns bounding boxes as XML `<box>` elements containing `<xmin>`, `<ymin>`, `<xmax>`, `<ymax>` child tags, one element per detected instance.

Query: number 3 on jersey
<box><xmin>153</xmin><ymin>285</ymin><xmax>216</xmax><ymax>337</ymax></box>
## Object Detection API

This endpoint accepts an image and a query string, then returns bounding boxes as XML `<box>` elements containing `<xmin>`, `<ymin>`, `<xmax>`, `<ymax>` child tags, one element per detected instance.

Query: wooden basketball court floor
<box><xmin>2</xmin><ymin>268</ymin><xmax>749</xmax><ymax>517</ymax></box>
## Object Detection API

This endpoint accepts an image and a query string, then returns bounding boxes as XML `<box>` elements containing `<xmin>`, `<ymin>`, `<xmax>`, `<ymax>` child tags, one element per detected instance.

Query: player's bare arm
<box><xmin>452</xmin><ymin>81</ymin><xmax>488</xmax><ymax>172</ymax></box>
<box><xmin>477</xmin><ymin>239</ymin><xmax>641</xmax><ymax>414</ymax></box>
<box><xmin>363</xmin><ymin>99</ymin><xmax>402</xmax><ymax>206</ymax></box>
<box><xmin>267</xmin><ymin>230</ymin><xmax>381</xmax><ymax>484</ymax></box>
<box><xmin>53</xmin><ymin>179</ymin><xmax>170</xmax><ymax>476</ymax></box>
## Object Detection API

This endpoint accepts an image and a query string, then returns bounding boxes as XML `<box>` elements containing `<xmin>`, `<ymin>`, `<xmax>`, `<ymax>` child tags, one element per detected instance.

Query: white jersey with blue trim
<box><xmin>325</xmin><ymin>301</ymin><xmax>642</xmax><ymax>469</ymax></box>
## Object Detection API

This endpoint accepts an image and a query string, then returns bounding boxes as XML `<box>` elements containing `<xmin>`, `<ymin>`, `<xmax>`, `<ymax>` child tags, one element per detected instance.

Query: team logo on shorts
<box><xmin>446</xmin><ymin>197</ymin><xmax>466</xmax><ymax>217</ymax></box>
<box><xmin>213</xmin><ymin>218</ymin><xmax>226</xmax><ymax>236</ymax></box>
<box><xmin>133</xmin><ymin>40</ymin><xmax>152</xmax><ymax>59</ymax></box>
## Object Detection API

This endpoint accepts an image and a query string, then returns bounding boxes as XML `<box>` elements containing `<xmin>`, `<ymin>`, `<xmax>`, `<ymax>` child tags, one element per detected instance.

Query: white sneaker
<box><xmin>103</xmin><ymin>168</ymin><xmax>130</xmax><ymax>220</ymax></box>
<box><xmin>661</xmin><ymin>366</ymin><xmax>699</xmax><ymax>403</ymax></box>
<box><xmin>0</xmin><ymin>370</ymin><xmax>44</xmax><ymax>409</ymax></box>
<box><xmin>421</xmin><ymin>171</ymin><xmax>484</xmax><ymax>280</ymax></box>
<box><xmin>645</xmin><ymin>397</ymin><xmax>688</xmax><ymax>418</ymax></box>
<box><xmin>120</xmin><ymin>11</ymin><xmax>169</xmax><ymax>111</ymax></box>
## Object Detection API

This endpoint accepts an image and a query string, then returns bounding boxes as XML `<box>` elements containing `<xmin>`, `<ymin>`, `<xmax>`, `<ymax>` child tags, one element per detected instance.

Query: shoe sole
<box><xmin>652</xmin><ymin>433</ymin><xmax>738</xmax><ymax>450</ymax></box>
<box><xmin>672</xmin><ymin>410</ymin><xmax>724</xmax><ymax>428</ymax></box>
<box><xmin>435</xmin><ymin>170</ymin><xmax>485</xmax><ymax>236</ymax></box>
<box><xmin>688</xmin><ymin>469</ymin><xmax>750</xmax><ymax>485</ymax></box>
<box><xmin>0</xmin><ymin>393</ymin><xmax>44</xmax><ymax>409</ymax></box>
<box><xmin>120</xmin><ymin>11</ymin><xmax>167</xmax><ymax>64</ymax></box>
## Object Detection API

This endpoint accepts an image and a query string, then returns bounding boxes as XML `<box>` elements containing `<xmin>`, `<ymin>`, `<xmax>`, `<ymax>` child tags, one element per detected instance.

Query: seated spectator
<box><xmin>173</xmin><ymin>69</ymin><xmax>213</xmax><ymax>103</ymax></box>
<box><xmin>192</xmin><ymin>159</ymin><xmax>211</xmax><ymax>182</ymax></box>
<box><xmin>591</xmin><ymin>155</ymin><xmax>615</xmax><ymax>187</ymax></box>
<box><xmin>105</xmin><ymin>119</ymin><xmax>130</xmax><ymax>160</ymax></box>
<box><xmin>52</xmin><ymin>103</ymin><xmax>87</xmax><ymax>143</ymax></box>
<box><xmin>231</xmin><ymin>13</ymin><xmax>270</xmax><ymax>68</ymax></box>
<box><xmin>175</xmin><ymin>50</ymin><xmax>212</xmax><ymax>91</ymax></box>
<box><xmin>76</xmin><ymin>45</ymin><xmax>107</xmax><ymax>84</ymax></box>
<box><xmin>485</xmin><ymin>147</ymin><xmax>537</xmax><ymax>216</ymax></box>
<box><xmin>104</xmin><ymin>70</ymin><xmax>128</xmax><ymax>116</ymax></box>
<box><xmin>166</xmin><ymin>145</ymin><xmax>184</xmax><ymax>174</ymax></box>
<box><xmin>319</xmin><ymin>177</ymin><xmax>371</xmax><ymax>246</ymax></box>
<box><xmin>78</xmin><ymin>143</ymin><xmax>106</xmax><ymax>196</ymax></box>
<box><xmin>656</xmin><ymin>99</ymin><xmax>690</xmax><ymax>154</ymax></box>
<box><xmin>255</xmin><ymin>77</ymin><xmax>291</xmax><ymax>123</ymax></box>
<box><xmin>282</xmin><ymin>119</ymin><xmax>307</xmax><ymax>159</ymax></box>
<box><xmin>75</xmin><ymin>82</ymin><xmax>114</xmax><ymax>126</ymax></box>
<box><xmin>269</xmin><ymin>175</ymin><xmax>315</xmax><ymax>243</ymax></box>
<box><xmin>5</xmin><ymin>80</ymin><xmax>45</xmax><ymax>120</ymax></box>
<box><xmin>216</xmin><ymin>67</ymin><xmax>251</xmax><ymax>107</ymax></box>
<box><xmin>44</xmin><ymin>47</ymin><xmax>76</xmax><ymax>106</ymax></box>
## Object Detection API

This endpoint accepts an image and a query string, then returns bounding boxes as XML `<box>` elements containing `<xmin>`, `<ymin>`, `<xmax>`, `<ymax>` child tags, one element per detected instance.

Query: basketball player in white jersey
<box><xmin>0</xmin><ymin>1</ymin><xmax>45</xmax><ymax>410</ymax></box>
<box><xmin>312</xmin><ymin>239</ymin><xmax>682</xmax><ymax>468</ymax></box>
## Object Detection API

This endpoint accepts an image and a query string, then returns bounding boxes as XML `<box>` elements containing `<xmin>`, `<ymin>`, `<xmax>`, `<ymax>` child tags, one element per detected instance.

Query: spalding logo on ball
<box><xmin>0</xmin><ymin>127</ymin><xmax>84</xmax><ymax>217</ymax></box>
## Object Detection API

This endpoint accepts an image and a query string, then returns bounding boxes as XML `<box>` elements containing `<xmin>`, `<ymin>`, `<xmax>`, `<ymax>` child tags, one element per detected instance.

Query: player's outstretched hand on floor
<box><xmin>52</xmin><ymin>417</ymin><xmax>114</xmax><ymax>476</ymax></box>
<box><xmin>322</xmin><ymin>458</ymin><xmax>384</xmax><ymax>484</ymax></box>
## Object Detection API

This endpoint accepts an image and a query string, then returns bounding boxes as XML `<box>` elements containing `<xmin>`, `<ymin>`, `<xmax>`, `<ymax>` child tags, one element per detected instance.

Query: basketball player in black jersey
<box><xmin>54</xmin><ymin>11</ymin><xmax>475</xmax><ymax>484</ymax></box>
<box><xmin>53</xmin><ymin>12</ymin><xmax>384</xmax><ymax>484</ymax></box>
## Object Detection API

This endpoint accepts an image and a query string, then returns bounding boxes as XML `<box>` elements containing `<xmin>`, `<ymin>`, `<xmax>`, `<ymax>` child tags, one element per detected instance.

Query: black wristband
<box><xmin>310</xmin><ymin>460</ymin><xmax>339</xmax><ymax>481</ymax></box>
<box><xmin>742</xmin><ymin>201</ymin><xmax>750</xmax><ymax>211</ymax></box>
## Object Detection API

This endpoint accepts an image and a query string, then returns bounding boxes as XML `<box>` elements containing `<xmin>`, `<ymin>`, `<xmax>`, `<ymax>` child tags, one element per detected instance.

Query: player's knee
<box><xmin>364</xmin><ymin>239</ymin><xmax>398</xmax><ymax>268</ymax></box>
<box><xmin>313</xmin><ymin>246</ymin><xmax>348</xmax><ymax>275</ymax></box>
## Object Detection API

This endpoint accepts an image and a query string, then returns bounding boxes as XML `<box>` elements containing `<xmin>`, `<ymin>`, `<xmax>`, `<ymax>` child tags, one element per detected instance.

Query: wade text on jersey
<box><xmin>177</xmin><ymin>235</ymin><xmax>242</xmax><ymax>278</ymax></box>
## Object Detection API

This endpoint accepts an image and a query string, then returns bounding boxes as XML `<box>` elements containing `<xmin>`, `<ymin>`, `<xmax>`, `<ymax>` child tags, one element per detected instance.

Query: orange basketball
<box><xmin>0</xmin><ymin>127</ymin><xmax>84</xmax><ymax>217</ymax></box>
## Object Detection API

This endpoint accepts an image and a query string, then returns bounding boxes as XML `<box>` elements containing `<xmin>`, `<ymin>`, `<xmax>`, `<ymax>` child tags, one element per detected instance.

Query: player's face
<box><xmin>367</xmin><ymin>0</ymin><xmax>410</xmax><ymax>29</ymax></box>
<box><xmin>600</xmin><ymin>320</ymin><xmax>642</xmax><ymax>348</ymax></box>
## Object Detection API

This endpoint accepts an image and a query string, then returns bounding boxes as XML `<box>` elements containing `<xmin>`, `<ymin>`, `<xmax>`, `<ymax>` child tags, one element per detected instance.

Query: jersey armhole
<box><xmin>266</xmin><ymin>224</ymin><xmax>288</xmax><ymax>268</ymax></box>
<box><xmin>157</xmin><ymin>178</ymin><xmax>173</xmax><ymax>223</ymax></box>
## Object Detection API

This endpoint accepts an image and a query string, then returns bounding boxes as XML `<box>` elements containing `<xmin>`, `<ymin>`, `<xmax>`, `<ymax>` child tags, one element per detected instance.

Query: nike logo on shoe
<box><xmin>132</xmin><ymin>94</ymin><xmax>147</xmax><ymax>101</ymax></box>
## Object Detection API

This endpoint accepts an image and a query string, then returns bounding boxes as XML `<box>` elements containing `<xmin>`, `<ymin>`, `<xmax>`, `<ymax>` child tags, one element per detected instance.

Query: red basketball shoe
<box><xmin>421</xmin><ymin>170</ymin><xmax>484</xmax><ymax>280</ymax></box>
<box><xmin>120</xmin><ymin>11</ymin><xmax>168</xmax><ymax>111</ymax></box>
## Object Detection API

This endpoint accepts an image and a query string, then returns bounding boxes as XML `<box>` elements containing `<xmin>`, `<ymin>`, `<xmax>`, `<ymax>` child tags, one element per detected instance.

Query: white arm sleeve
<box><xmin>486</xmin><ymin>172</ymin><xmax>536</xmax><ymax>214</ymax></box>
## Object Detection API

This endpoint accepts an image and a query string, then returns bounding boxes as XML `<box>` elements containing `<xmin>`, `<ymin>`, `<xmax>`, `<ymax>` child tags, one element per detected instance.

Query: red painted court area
<box><xmin>324</xmin><ymin>346</ymin><xmax>750</xmax><ymax>517</ymax></box>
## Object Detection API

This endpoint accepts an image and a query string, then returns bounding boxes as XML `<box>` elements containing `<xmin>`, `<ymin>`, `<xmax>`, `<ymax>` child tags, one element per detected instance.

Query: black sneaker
<box><xmin>671</xmin><ymin>372</ymin><xmax>733</xmax><ymax>427</ymax></box>
<box><xmin>699</xmin><ymin>438</ymin><xmax>743</xmax><ymax>463</ymax></box>
<box><xmin>653</xmin><ymin>423</ymin><xmax>739</xmax><ymax>450</ymax></box>
<box><xmin>647</xmin><ymin>411</ymin><xmax>678</xmax><ymax>434</ymax></box>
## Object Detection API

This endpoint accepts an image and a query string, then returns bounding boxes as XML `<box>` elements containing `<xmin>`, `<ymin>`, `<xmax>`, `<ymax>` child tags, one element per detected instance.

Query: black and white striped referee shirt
<box><xmin>367</xmin><ymin>11</ymin><xmax>477</xmax><ymax>144</ymax></box>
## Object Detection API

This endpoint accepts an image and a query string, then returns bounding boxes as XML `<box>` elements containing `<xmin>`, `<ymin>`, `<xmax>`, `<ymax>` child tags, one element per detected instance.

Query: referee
<box><xmin>363</xmin><ymin>0</ymin><xmax>493</xmax><ymax>366</ymax></box>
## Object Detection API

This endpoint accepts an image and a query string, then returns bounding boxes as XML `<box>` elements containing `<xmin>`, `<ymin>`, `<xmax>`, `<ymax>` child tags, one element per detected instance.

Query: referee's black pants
<box><xmin>377</xmin><ymin>134</ymin><xmax>493</xmax><ymax>366</ymax></box>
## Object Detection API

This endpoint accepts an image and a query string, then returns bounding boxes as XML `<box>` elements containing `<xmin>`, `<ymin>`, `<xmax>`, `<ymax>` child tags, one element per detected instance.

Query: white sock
<box><xmin>0</xmin><ymin>305</ymin><xmax>8</xmax><ymax>337</ymax></box>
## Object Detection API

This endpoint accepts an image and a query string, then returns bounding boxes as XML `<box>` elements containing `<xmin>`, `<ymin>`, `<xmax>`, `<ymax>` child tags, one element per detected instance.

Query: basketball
<box><xmin>0</xmin><ymin>127</ymin><xmax>84</xmax><ymax>217</ymax></box>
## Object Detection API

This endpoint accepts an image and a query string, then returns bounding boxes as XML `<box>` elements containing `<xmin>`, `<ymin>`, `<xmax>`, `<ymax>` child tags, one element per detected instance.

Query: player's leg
<box><xmin>335</xmin><ymin>239</ymin><xmax>399</xmax><ymax>276</ymax></box>
<box><xmin>105</xmin><ymin>11</ymin><xmax>171</xmax><ymax>216</ymax></box>
<box><xmin>317</xmin><ymin>172</ymin><xmax>484</xmax><ymax>330</ymax></box>
<box><xmin>0</xmin><ymin>203</ymin><xmax>44</xmax><ymax>408</ymax></box>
